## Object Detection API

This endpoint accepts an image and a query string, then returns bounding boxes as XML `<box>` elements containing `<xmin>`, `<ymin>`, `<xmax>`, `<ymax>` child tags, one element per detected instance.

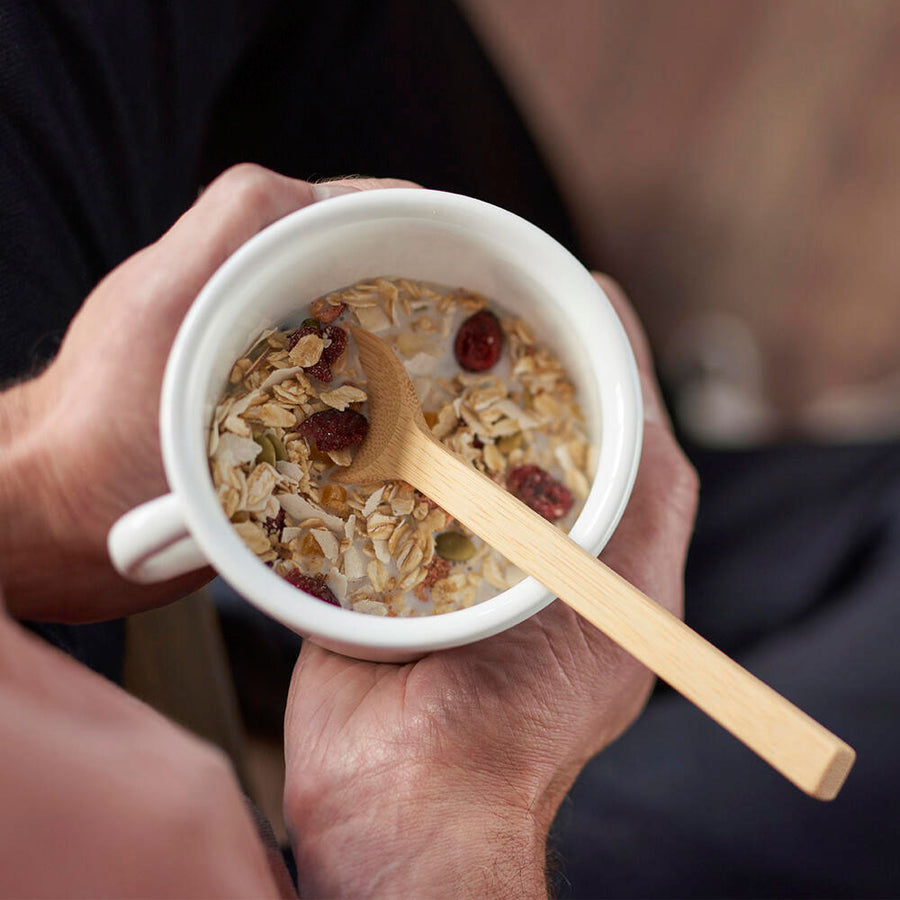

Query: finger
<box><xmin>593</xmin><ymin>272</ymin><xmax>672</xmax><ymax>430</ymax></box>
<box><xmin>591</xmin><ymin>272</ymin><xmax>697</xmax><ymax>614</ymax></box>
<box><xmin>130</xmin><ymin>168</ymin><xmax>421</xmax><ymax>317</ymax></box>
<box><xmin>148</xmin><ymin>164</ymin><xmax>321</xmax><ymax>294</ymax></box>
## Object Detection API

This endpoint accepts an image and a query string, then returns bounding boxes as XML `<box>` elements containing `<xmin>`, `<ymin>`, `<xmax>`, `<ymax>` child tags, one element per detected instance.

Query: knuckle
<box><xmin>644</xmin><ymin>427</ymin><xmax>700</xmax><ymax>516</ymax></box>
<box><xmin>216</xmin><ymin>161</ymin><xmax>269</xmax><ymax>190</ymax></box>
<box><xmin>677</xmin><ymin>459</ymin><xmax>700</xmax><ymax>515</ymax></box>
<box><xmin>664</xmin><ymin>436</ymin><xmax>700</xmax><ymax>517</ymax></box>
<box><xmin>189</xmin><ymin>742</ymin><xmax>236</xmax><ymax>789</ymax></box>
<box><xmin>210</xmin><ymin>163</ymin><xmax>280</xmax><ymax>216</ymax></box>
<box><xmin>158</xmin><ymin>745</ymin><xmax>238</xmax><ymax>828</ymax></box>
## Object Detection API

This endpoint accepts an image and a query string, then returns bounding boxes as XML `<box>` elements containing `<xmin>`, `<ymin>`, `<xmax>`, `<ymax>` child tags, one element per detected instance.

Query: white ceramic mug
<box><xmin>108</xmin><ymin>189</ymin><xmax>642</xmax><ymax>661</ymax></box>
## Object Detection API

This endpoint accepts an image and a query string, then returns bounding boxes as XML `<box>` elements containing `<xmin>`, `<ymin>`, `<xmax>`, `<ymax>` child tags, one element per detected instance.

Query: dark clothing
<box><xmin>1</xmin><ymin>1</ymin><xmax>897</xmax><ymax>896</ymax></box>
<box><xmin>0</xmin><ymin>0</ymin><xmax>576</xmax><ymax>384</ymax></box>
<box><xmin>553</xmin><ymin>442</ymin><xmax>900</xmax><ymax>898</ymax></box>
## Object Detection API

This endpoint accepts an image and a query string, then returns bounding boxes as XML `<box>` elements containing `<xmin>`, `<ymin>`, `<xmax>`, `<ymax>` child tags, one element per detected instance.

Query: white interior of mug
<box><xmin>161</xmin><ymin>189</ymin><xmax>641</xmax><ymax>660</ymax></box>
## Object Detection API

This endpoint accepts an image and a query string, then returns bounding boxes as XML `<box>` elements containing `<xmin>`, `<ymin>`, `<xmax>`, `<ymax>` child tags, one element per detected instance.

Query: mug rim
<box><xmin>160</xmin><ymin>188</ymin><xmax>642</xmax><ymax>656</ymax></box>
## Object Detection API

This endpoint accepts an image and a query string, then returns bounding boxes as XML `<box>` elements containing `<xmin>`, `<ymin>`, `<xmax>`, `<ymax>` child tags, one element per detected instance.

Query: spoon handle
<box><xmin>398</xmin><ymin>428</ymin><xmax>855</xmax><ymax>800</ymax></box>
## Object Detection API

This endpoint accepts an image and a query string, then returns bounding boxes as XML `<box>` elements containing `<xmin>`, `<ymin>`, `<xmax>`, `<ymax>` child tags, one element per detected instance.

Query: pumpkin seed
<box><xmin>267</xmin><ymin>431</ymin><xmax>287</xmax><ymax>461</ymax></box>
<box><xmin>254</xmin><ymin>433</ymin><xmax>276</xmax><ymax>466</ymax></box>
<box><xmin>435</xmin><ymin>531</ymin><xmax>476</xmax><ymax>562</ymax></box>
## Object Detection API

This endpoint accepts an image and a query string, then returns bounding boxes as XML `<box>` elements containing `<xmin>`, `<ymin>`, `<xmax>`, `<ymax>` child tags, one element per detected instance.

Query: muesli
<box><xmin>208</xmin><ymin>277</ymin><xmax>595</xmax><ymax>616</ymax></box>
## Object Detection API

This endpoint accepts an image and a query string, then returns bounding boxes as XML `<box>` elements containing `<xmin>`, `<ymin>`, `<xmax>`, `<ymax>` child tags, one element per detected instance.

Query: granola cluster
<box><xmin>208</xmin><ymin>277</ymin><xmax>594</xmax><ymax>616</ymax></box>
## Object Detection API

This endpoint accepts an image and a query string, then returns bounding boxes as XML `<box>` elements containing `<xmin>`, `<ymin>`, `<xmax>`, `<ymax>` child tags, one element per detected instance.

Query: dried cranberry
<box><xmin>309</xmin><ymin>325</ymin><xmax>348</xmax><ymax>382</ymax></box>
<box><xmin>454</xmin><ymin>310</ymin><xmax>503</xmax><ymax>372</ymax></box>
<box><xmin>263</xmin><ymin>508</ymin><xmax>285</xmax><ymax>537</ymax></box>
<box><xmin>288</xmin><ymin>324</ymin><xmax>348</xmax><ymax>383</ymax></box>
<box><xmin>297</xmin><ymin>408</ymin><xmax>369</xmax><ymax>452</ymax></box>
<box><xmin>288</xmin><ymin>322</ymin><xmax>320</xmax><ymax>348</ymax></box>
<box><xmin>284</xmin><ymin>570</ymin><xmax>340</xmax><ymax>606</ymax></box>
<box><xmin>324</xmin><ymin>325</ymin><xmax>348</xmax><ymax>359</ymax></box>
<box><xmin>506</xmin><ymin>465</ymin><xmax>573</xmax><ymax>522</ymax></box>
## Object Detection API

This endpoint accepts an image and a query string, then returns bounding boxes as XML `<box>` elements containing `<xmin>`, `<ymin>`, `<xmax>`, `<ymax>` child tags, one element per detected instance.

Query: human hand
<box><xmin>282</xmin><ymin>274</ymin><xmax>698</xmax><ymax>898</ymax></box>
<box><xmin>0</xmin><ymin>168</ymin><xmax>415</xmax><ymax>622</ymax></box>
<box><xmin>0</xmin><ymin>591</ymin><xmax>295</xmax><ymax>898</ymax></box>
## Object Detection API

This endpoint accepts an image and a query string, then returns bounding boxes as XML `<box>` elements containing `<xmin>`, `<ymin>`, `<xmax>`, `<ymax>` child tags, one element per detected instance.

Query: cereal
<box><xmin>209</xmin><ymin>277</ymin><xmax>594</xmax><ymax>616</ymax></box>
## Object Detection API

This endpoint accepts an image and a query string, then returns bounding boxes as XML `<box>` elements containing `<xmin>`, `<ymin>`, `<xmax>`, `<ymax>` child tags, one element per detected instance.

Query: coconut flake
<box><xmin>354</xmin><ymin>304</ymin><xmax>392</xmax><ymax>333</ymax></box>
<box><xmin>275</xmin><ymin>460</ymin><xmax>304</xmax><ymax>483</ymax></box>
<box><xmin>311</xmin><ymin>528</ymin><xmax>340</xmax><ymax>561</ymax></box>
<box><xmin>342</xmin><ymin>543</ymin><xmax>368</xmax><ymax>580</ymax></box>
<box><xmin>230</xmin><ymin>389</ymin><xmax>265</xmax><ymax>417</ymax></box>
<box><xmin>260</xmin><ymin>366</ymin><xmax>304</xmax><ymax>391</ymax></box>
<box><xmin>326</xmin><ymin>570</ymin><xmax>349</xmax><ymax>605</ymax></box>
<box><xmin>213</xmin><ymin>432</ymin><xmax>260</xmax><ymax>467</ymax></box>
<box><xmin>278</xmin><ymin>493</ymin><xmax>345</xmax><ymax>530</ymax></box>
<box><xmin>405</xmin><ymin>351</ymin><xmax>440</xmax><ymax>376</ymax></box>
<box><xmin>264</xmin><ymin>494</ymin><xmax>282</xmax><ymax>519</ymax></box>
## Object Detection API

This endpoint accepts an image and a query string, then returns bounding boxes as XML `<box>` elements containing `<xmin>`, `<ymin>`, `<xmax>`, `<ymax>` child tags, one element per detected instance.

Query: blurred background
<box><xmin>120</xmin><ymin>2</ymin><xmax>900</xmax><ymax>897</ymax></box>
<box><xmin>462</xmin><ymin>0</ymin><xmax>900</xmax><ymax>448</ymax></box>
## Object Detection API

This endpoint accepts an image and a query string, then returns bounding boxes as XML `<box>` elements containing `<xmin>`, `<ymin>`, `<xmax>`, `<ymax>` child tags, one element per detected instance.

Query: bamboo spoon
<box><xmin>335</xmin><ymin>327</ymin><xmax>855</xmax><ymax>800</ymax></box>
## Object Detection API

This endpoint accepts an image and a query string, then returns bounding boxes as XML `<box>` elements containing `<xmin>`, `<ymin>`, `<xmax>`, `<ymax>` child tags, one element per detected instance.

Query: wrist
<box><xmin>286</xmin><ymin>760</ymin><xmax>551</xmax><ymax>898</ymax></box>
<box><xmin>0</xmin><ymin>374</ymin><xmax>108</xmax><ymax>617</ymax></box>
<box><xmin>0</xmin><ymin>378</ymin><xmax>58</xmax><ymax>594</ymax></box>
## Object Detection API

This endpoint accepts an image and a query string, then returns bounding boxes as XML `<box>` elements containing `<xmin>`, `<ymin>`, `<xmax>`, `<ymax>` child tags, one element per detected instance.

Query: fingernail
<box><xmin>312</xmin><ymin>182</ymin><xmax>359</xmax><ymax>200</ymax></box>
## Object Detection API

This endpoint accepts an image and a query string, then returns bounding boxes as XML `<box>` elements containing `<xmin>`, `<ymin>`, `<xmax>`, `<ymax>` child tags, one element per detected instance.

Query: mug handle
<box><xmin>107</xmin><ymin>494</ymin><xmax>209</xmax><ymax>584</ymax></box>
